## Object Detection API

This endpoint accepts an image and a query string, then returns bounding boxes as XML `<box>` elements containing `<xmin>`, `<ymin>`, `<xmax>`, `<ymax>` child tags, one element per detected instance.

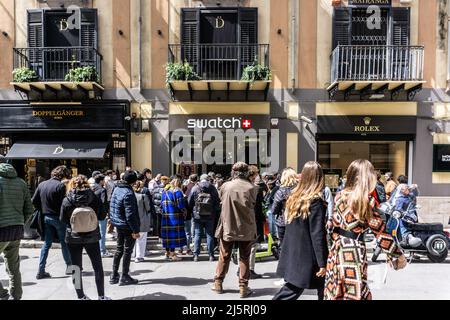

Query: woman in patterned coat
<box><xmin>160</xmin><ymin>177</ymin><xmax>187</xmax><ymax>261</ymax></box>
<box><xmin>324</xmin><ymin>159</ymin><xmax>407</xmax><ymax>300</ymax></box>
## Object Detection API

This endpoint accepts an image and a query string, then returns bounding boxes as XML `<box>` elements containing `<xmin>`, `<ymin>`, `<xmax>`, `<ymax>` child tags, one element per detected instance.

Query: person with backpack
<box><xmin>133</xmin><ymin>180</ymin><xmax>152</xmax><ymax>263</ymax></box>
<box><xmin>60</xmin><ymin>175</ymin><xmax>111</xmax><ymax>300</ymax></box>
<box><xmin>109</xmin><ymin>171</ymin><xmax>141</xmax><ymax>286</ymax></box>
<box><xmin>0</xmin><ymin>163</ymin><xmax>33</xmax><ymax>300</ymax></box>
<box><xmin>188</xmin><ymin>174</ymin><xmax>221</xmax><ymax>262</ymax></box>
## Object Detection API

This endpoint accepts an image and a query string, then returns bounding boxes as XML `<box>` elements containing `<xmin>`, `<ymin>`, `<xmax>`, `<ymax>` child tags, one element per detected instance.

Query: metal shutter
<box><xmin>332</xmin><ymin>7</ymin><xmax>351</xmax><ymax>49</ymax></box>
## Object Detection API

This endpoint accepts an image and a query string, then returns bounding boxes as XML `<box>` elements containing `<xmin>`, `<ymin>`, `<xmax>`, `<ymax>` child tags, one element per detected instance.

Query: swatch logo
<box><xmin>187</xmin><ymin>117</ymin><xmax>252</xmax><ymax>130</ymax></box>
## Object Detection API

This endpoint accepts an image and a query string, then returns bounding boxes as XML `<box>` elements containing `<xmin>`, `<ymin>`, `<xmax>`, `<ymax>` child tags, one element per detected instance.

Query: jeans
<box><xmin>68</xmin><ymin>242</ymin><xmax>105</xmax><ymax>299</ymax></box>
<box><xmin>39</xmin><ymin>215</ymin><xmax>72</xmax><ymax>274</ymax></box>
<box><xmin>273</xmin><ymin>282</ymin><xmax>324</xmax><ymax>301</ymax></box>
<box><xmin>193</xmin><ymin>219</ymin><xmax>215</xmax><ymax>257</ymax></box>
<box><xmin>0</xmin><ymin>240</ymin><xmax>22</xmax><ymax>300</ymax></box>
<box><xmin>99</xmin><ymin>219</ymin><xmax>108</xmax><ymax>254</ymax></box>
<box><xmin>267</xmin><ymin>210</ymin><xmax>277</xmax><ymax>238</ymax></box>
<box><xmin>399</xmin><ymin>220</ymin><xmax>409</xmax><ymax>239</ymax></box>
<box><xmin>112</xmin><ymin>229</ymin><xmax>136</xmax><ymax>276</ymax></box>
<box><xmin>184</xmin><ymin>219</ymin><xmax>192</xmax><ymax>250</ymax></box>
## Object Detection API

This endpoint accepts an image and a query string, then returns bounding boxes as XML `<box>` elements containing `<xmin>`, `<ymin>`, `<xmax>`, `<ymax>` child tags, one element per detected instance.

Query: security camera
<box><xmin>300</xmin><ymin>116</ymin><xmax>313</xmax><ymax>124</ymax></box>
<box><xmin>124</xmin><ymin>116</ymin><xmax>132</xmax><ymax>121</ymax></box>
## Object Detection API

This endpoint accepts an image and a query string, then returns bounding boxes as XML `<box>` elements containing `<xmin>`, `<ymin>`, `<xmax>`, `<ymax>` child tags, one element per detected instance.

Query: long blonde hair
<box><xmin>285</xmin><ymin>162</ymin><xmax>324</xmax><ymax>223</ymax></box>
<box><xmin>280</xmin><ymin>168</ymin><xmax>298</xmax><ymax>188</ymax></box>
<box><xmin>343</xmin><ymin>159</ymin><xmax>377</xmax><ymax>222</ymax></box>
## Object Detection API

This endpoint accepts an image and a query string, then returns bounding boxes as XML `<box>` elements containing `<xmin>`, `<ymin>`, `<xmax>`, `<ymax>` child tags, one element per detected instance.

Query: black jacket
<box><xmin>188</xmin><ymin>180</ymin><xmax>221</xmax><ymax>221</ymax></box>
<box><xmin>60</xmin><ymin>188</ymin><xmax>104</xmax><ymax>244</ymax></box>
<box><xmin>91</xmin><ymin>183</ymin><xmax>108</xmax><ymax>219</ymax></box>
<box><xmin>254</xmin><ymin>181</ymin><xmax>267</xmax><ymax>243</ymax></box>
<box><xmin>32</xmin><ymin>178</ymin><xmax>66</xmax><ymax>216</ymax></box>
<box><xmin>151</xmin><ymin>185</ymin><xmax>166</xmax><ymax>215</ymax></box>
<box><xmin>276</xmin><ymin>198</ymin><xmax>328</xmax><ymax>289</ymax></box>
<box><xmin>271</xmin><ymin>186</ymin><xmax>295</xmax><ymax>228</ymax></box>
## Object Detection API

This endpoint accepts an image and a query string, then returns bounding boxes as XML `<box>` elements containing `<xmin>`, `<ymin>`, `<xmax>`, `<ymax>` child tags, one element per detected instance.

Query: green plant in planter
<box><xmin>65</xmin><ymin>66</ymin><xmax>99</xmax><ymax>82</ymax></box>
<box><xmin>12</xmin><ymin>67</ymin><xmax>38</xmax><ymax>83</ymax></box>
<box><xmin>166</xmin><ymin>61</ymin><xmax>201</xmax><ymax>86</ymax></box>
<box><xmin>241</xmin><ymin>60</ymin><xmax>272</xmax><ymax>83</ymax></box>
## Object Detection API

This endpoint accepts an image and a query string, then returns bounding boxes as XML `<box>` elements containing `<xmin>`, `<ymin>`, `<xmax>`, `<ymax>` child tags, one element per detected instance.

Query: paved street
<box><xmin>1</xmin><ymin>246</ymin><xmax>449</xmax><ymax>300</ymax></box>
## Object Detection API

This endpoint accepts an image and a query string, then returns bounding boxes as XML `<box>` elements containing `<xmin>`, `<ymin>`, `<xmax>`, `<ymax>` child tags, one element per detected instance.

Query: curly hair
<box><xmin>67</xmin><ymin>175</ymin><xmax>90</xmax><ymax>193</ymax></box>
<box><xmin>51</xmin><ymin>165</ymin><xmax>71</xmax><ymax>180</ymax></box>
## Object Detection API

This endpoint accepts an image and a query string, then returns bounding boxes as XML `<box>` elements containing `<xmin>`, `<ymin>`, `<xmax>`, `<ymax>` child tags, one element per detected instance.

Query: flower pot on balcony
<box><xmin>12</xmin><ymin>67</ymin><xmax>39</xmax><ymax>83</ymax></box>
<box><xmin>65</xmin><ymin>66</ymin><xmax>99</xmax><ymax>83</ymax></box>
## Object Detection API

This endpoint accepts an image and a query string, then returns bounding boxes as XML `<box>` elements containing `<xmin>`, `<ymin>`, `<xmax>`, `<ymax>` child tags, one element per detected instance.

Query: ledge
<box><xmin>11</xmin><ymin>81</ymin><xmax>104</xmax><ymax>101</ymax></box>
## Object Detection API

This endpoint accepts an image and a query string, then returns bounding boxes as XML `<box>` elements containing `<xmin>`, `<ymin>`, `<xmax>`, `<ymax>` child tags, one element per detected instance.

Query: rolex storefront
<box><xmin>0</xmin><ymin>102</ymin><xmax>130</xmax><ymax>191</ymax></box>
<box><xmin>315</xmin><ymin>103</ymin><xmax>417</xmax><ymax>192</ymax></box>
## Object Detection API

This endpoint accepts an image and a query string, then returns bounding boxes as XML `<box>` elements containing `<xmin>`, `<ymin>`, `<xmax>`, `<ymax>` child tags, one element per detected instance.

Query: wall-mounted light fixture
<box><xmin>271</xmin><ymin>118</ymin><xmax>279</xmax><ymax>128</ymax></box>
<box><xmin>300</xmin><ymin>116</ymin><xmax>314</xmax><ymax>124</ymax></box>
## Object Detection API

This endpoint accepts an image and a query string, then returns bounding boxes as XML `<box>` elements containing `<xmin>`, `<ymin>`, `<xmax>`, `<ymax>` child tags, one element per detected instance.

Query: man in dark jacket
<box><xmin>91</xmin><ymin>174</ymin><xmax>112</xmax><ymax>258</ymax></box>
<box><xmin>32</xmin><ymin>165</ymin><xmax>72</xmax><ymax>279</ymax></box>
<box><xmin>0</xmin><ymin>164</ymin><xmax>33</xmax><ymax>300</ymax></box>
<box><xmin>109</xmin><ymin>171</ymin><xmax>141</xmax><ymax>286</ymax></box>
<box><xmin>188</xmin><ymin>174</ymin><xmax>220</xmax><ymax>262</ymax></box>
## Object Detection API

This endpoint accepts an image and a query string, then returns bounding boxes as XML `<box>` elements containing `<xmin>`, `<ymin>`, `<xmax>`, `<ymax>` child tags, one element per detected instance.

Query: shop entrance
<box><xmin>318</xmin><ymin>140</ymin><xmax>410</xmax><ymax>193</ymax></box>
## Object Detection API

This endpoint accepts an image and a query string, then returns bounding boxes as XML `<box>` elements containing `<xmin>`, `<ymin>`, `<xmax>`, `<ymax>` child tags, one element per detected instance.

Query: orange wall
<box><xmin>151</xmin><ymin>0</ymin><xmax>169</xmax><ymax>89</ymax></box>
<box><xmin>298</xmin><ymin>0</ymin><xmax>317</xmax><ymax>89</ymax></box>
<box><xmin>418</xmin><ymin>0</ymin><xmax>437</xmax><ymax>88</ymax></box>
<box><xmin>269</xmin><ymin>0</ymin><xmax>289</xmax><ymax>89</ymax></box>
<box><xmin>0</xmin><ymin>0</ymin><xmax>14</xmax><ymax>88</ymax></box>
<box><xmin>112</xmin><ymin>0</ymin><xmax>131</xmax><ymax>88</ymax></box>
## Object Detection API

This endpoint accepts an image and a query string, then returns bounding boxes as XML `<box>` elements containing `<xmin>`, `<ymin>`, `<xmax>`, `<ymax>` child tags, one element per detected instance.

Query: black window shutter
<box><xmin>180</xmin><ymin>9</ymin><xmax>199</xmax><ymax>67</ymax></box>
<box><xmin>239</xmin><ymin>7</ymin><xmax>258</xmax><ymax>45</ymax></box>
<box><xmin>27</xmin><ymin>9</ymin><xmax>44</xmax><ymax>48</ymax></box>
<box><xmin>80</xmin><ymin>9</ymin><xmax>98</xmax><ymax>48</ymax></box>
<box><xmin>391</xmin><ymin>7</ymin><xmax>410</xmax><ymax>46</ymax></box>
<box><xmin>332</xmin><ymin>7</ymin><xmax>351</xmax><ymax>49</ymax></box>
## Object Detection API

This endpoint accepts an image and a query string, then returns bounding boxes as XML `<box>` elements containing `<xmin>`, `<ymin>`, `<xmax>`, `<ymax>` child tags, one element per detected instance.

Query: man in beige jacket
<box><xmin>212</xmin><ymin>162</ymin><xmax>258</xmax><ymax>298</ymax></box>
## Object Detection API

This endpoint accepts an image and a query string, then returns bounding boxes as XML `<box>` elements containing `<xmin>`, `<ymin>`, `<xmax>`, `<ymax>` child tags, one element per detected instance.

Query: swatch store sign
<box><xmin>170</xmin><ymin>115</ymin><xmax>279</xmax><ymax>172</ymax></box>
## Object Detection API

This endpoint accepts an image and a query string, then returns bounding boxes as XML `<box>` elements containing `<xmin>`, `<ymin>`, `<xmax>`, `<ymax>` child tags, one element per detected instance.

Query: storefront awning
<box><xmin>5</xmin><ymin>141</ymin><xmax>108</xmax><ymax>160</ymax></box>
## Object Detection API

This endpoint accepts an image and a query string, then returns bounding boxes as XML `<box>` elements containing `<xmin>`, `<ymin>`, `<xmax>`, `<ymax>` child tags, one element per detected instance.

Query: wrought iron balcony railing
<box><xmin>331</xmin><ymin>45</ymin><xmax>424</xmax><ymax>83</ymax></box>
<box><xmin>168</xmin><ymin>44</ymin><xmax>270</xmax><ymax>81</ymax></box>
<box><xmin>13</xmin><ymin>47</ymin><xmax>102</xmax><ymax>83</ymax></box>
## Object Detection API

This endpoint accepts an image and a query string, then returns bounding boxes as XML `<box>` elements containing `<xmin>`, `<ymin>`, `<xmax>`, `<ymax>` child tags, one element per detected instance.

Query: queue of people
<box><xmin>0</xmin><ymin>160</ymin><xmax>413</xmax><ymax>301</ymax></box>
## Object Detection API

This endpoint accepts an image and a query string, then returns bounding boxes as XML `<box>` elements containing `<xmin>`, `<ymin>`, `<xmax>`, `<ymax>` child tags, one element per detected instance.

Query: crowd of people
<box><xmin>0</xmin><ymin>159</ymin><xmax>415</xmax><ymax>300</ymax></box>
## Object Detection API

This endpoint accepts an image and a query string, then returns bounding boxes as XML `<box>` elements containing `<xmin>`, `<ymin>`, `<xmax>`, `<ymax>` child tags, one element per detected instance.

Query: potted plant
<box><xmin>241</xmin><ymin>60</ymin><xmax>272</xmax><ymax>83</ymax></box>
<box><xmin>65</xmin><ymin>66</ymin><xmax>99</xmax><ymax>82</ymax></box>
<box><xmin>12</xmin><ymin>67</ymin><xmax>38</xmax><ymax>83</ymax></box>
<box><xmin>165</xmin><ymin>60</ymin><xmax>201</xmax><ymax>86</ymax></box>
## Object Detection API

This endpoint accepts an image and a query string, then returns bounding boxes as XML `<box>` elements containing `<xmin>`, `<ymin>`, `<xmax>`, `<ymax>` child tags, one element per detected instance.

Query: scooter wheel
<box><xmin>272</xmin><ymin>246</ymin><xmax>280</xmax><ymax>261</ymax></box>
<box><xmin>426</xmin><ymin>234</ymin><xmax>448</xmax><ymax>263</ymax></box>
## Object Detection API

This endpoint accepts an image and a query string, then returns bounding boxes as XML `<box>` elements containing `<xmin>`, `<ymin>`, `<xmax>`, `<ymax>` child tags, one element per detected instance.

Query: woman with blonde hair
<box><xmin>60</xmin><ymin>175</ymin><xmax>110</xmax><ymax>300</ymax></box>
<box><xmin>273</xmin><ymin>162</ymin><xmax>328</xmax><ymax>300</ymax></box>
<box><xmin>160</xmin><ymin>176</ymin><xmax>187</xmax><ymax>261</ymax></box>
<box><xmin>325</xmin><ymin>159</ymin><xmax>407</xmax><ymax>300</ymax></box>
<box><xmin>271</xmin><ymin>168</ymin><xmax>298</xmax><ymax>247</ymax></box>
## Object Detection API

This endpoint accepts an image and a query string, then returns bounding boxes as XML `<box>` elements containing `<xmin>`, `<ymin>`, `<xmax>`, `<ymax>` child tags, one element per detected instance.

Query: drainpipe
<box><xmin>290</xmin><ymin>0</ymin><xmax>297</xmax><ymax>92</ymax></box>
<box><xmin>138</xmin><ymin>0</ymin><xmax>142</xmax><ymax>93</ymax></box>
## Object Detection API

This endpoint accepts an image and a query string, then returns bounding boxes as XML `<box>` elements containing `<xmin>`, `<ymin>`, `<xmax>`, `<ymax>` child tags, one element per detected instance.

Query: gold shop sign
<box><xmin>215</xmin><ymin>16</ymin><xmax>225</xmax><ymax>29</ymax></box>
<box><xmin>32</xmin><ymin>110</ymin><xmax>85</xmax><ymax>120</ymax></box>
<box><xmin>354</xmin><ymin>117</ymin><xmax>381</xmax><ymax>133</ymax></box>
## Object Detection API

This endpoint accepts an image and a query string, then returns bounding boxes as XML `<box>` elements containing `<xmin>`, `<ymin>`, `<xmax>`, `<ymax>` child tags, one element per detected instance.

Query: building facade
<box><xmin>0</xmin><ymin>0</ymin><xmax>448</xmax><ymax>224</ymax></box>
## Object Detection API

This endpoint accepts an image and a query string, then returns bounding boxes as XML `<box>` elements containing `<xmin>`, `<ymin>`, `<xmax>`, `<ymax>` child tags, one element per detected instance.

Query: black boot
<box><xmin>109</xmin><ymin>273</ymin><xmax>120</xmax><ymax>285</ymax></box>
<box><xmin>119</xmin><ymin>274</ymin><xmax>139</xmax><ymax>286</ymax></box>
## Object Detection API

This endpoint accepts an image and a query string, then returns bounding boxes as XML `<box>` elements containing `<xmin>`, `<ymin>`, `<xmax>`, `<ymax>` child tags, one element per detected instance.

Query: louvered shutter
<box><xmin>181</xmin><ymin>8</ymin><xmax>199</xmax><ymax>71</ymax></box>
<box><xmin>27</xmin><ymin>10</ymin><xmax>44</xmax><ymax>77</ymax></box>
<box><xmin>239</xmin><ymin>7</ymin><xmax>258</xmax><ymax>74</ymax></box>
<box><xmin>80</xmin><ymin>9</ymin><xmax>98</xmax><ymax>66</ymax></box>
<box><xmin>391</xmin><ymin>7</ymin><xmax>410</xmax><ymax>46</ymax></box>
<box><xmin>332</xmin><ymin>7</ymin><xmax>351</xmax><ymax>49</ymax></box>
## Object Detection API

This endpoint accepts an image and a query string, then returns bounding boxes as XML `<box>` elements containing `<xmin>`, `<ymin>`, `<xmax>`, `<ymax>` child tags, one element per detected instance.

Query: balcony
<box><xmin>328</xmin><ymin>45</ymin><xmax>425</xmax><ymax>101</ymax></box>
<box><xmin>12</xmin><ymin>47</ymin><xmax>103</xmax><ymax>101</ymax></box>
<box><xmin>167</xmin><ymin>44</ymin><xmax>271</xmax><ymax>101</ymax></box>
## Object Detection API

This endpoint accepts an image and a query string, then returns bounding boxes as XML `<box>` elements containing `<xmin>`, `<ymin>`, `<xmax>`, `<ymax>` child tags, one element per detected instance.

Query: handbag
<box><xmin>29</xmin><ymin>209</ymin><xmax>44</xmax><ymax>239</ymax></box>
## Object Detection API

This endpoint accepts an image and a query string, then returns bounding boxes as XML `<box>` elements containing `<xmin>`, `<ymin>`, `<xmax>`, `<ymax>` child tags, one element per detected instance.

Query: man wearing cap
<box><xmin>109</xmin><ymin>170</ymin><xmax>141</xmax><ymax>286</ymax></box>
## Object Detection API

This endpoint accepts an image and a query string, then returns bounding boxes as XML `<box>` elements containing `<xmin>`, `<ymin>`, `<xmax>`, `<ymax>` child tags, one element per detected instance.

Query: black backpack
<box><xmin>194</xmin><ymin>186</ymin><xmax>213</xmax><ymax>218</ymax></box>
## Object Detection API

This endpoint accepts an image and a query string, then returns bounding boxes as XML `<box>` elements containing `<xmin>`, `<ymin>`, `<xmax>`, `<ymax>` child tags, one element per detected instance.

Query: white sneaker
<box><xmin>98</xmin><ymin>296</ymin><xmax>112</xmax><ymax>301</ymax></box>
<box><xmin>79</xmin><ymin>296</ymin><xmax>91</xmax><ymax>300</ymax></box>
<box><xmin>134</xmin><ymin>258</ymin><xmax>145</xmax><ymax>263</ymax></box>
<box><xmin>102</xmin><ymin>251</ymin><xmax>114</xmax><ymax>258</ymax></box>
<box><xmin>273</xmin><ymin>279</ymin><xmax>286</xmax><ymax>287</ymax></box>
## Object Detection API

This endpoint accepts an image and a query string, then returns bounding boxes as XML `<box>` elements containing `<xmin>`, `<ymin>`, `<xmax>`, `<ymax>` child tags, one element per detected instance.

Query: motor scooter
<box><xmin>372</xmin><ymin>202</ymin><xmax>450</xmax><ymax>263</ymax></box>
